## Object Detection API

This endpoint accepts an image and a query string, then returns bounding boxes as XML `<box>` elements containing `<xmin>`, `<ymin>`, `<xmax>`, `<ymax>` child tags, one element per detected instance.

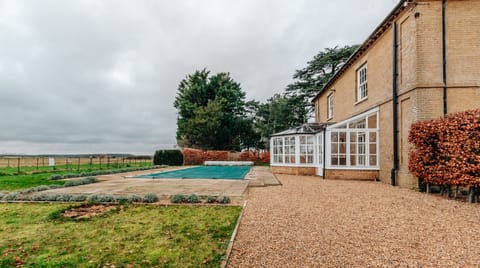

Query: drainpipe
<box><xmin>322</xmin><ymin>128</ymin><xmax>326</xmax><ymax>179</ymax></box>
<box><xmin>442</xmin><ymin>0</ymin><xmax>448</xmax><ymax>116</ymax></box>
<box><xmin>391</xmin><ymin>22</ymin><xmax>399</xmax><ymax>186</ymax></box>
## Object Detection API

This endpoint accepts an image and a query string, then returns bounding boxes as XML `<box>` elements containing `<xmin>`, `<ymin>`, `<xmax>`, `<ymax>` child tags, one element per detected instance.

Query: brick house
<box><xmin>270</xmin><ymin>0</ymin><xmax>480</xmax><ymax>189</ymax></box>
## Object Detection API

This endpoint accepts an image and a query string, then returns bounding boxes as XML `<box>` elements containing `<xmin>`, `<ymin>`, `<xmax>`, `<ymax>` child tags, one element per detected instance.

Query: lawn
<box><xmin>0</xmin><ymin>162</ymin><xmax>153</xmax><ymax>191</ymax></box>
<box><xmin>0</xmin><ymin>203</ymin><xmax>241</xmax><ymax>267</ymax></box>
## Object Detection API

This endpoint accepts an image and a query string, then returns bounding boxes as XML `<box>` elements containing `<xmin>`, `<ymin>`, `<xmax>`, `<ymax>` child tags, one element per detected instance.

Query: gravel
<box><xmin>228</xmin><ymin>174</ymin><xmax>480</xmax><ymax>267</ymax></box>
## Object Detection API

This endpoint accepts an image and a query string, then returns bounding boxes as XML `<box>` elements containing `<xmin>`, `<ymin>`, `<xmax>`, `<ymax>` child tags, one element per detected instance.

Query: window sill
<box><xmin>354</xmin><ymin>97</ymin><xmax>368</xmax><ymax>105</ymax></box>
<box><xmin>327</xmin><ymin>117</ymin><xmax>333</xmax><ymax>121</ymax></box>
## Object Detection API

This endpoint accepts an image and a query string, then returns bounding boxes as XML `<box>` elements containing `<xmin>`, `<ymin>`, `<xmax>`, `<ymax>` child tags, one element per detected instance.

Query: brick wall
<box><xmin>270</xmin><ymin>166</ymin><xmax>316</xmax><ymax>176</ymax></box>
<box><xmin>312</xmin><ymin>0</ymin><xmax>480</xmax><ymax>189</ymax></box>
<box><xmin>325</xmin><ymin>170</ymin><xmax>379</xmax><ymax>181</ymax></box>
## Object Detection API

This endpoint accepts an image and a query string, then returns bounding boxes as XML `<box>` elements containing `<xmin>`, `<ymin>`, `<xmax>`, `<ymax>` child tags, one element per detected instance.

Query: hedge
<box><xmin>408</xmin><ymin>109</ymin><xmax>480</xmax><ymax>201</ymax></box>
<box><xmin>153</xmin><ymin>150</ymin><xmax>183</xmax><ymax>166</ymax></box>
<box><xmin>182</xmin><ymin>148</ymin><xmax>270</xmax><ymax>165</ymax></box>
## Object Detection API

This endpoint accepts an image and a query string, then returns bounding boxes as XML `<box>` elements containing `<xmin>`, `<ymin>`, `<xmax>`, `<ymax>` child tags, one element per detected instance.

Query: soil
<box><xmin>61</xmin><ymin>204</ymin><xmax>120</xmax><ymax>219</ymax></box>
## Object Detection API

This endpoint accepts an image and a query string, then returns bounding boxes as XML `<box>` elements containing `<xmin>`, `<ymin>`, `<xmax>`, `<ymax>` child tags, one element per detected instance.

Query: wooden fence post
<box><xmin>17</xmin><ymin>158</ymin><xmax>20</xmax><ymax>173</ymax></box>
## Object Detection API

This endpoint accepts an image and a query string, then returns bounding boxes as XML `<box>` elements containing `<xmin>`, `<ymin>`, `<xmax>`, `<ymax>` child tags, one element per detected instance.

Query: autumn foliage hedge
<box><xmin>182</xmin><ymin>148</ymin><xmax>270</xmax><ymax>165</ymax></box>
<box><xmin>408</xmin><ymin>109</ymin><xmax>480</xmax><ymax>187</ymax></box>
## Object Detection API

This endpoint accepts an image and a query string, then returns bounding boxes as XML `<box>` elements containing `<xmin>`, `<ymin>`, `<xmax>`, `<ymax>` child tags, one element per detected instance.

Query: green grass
<box><xmin>0</xmin><ymin>162</ymin><xmax>153</xmax><ymax>192</ymax></box>
<box><xmin>0</xmin><ymin>203</ymin><xmax>241</xmax><ymax>267</ymax></box>
<box><xmin>0</xmin><ymin>162</ymin><xmax>152</xmax><ymax>176</ymax></box>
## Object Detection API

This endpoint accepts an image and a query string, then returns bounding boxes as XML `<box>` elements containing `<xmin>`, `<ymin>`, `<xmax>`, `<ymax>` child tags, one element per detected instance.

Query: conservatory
<box><xmin>270</xmin><ymin>108</ymin><xmax>379</xmax><ymax>179</ymax></box>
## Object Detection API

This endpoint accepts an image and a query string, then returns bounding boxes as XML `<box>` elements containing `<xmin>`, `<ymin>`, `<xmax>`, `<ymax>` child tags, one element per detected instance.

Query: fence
<box><xmin>0</xmin><ymin>156</ymin><xmax>152</xmax><ymax>172</ymax></box>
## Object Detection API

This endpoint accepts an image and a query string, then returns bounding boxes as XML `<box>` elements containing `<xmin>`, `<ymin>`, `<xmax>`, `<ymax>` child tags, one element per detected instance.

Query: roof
<box><xmin>270</xmin><ymin>123</ymin><xmax>329</xmax><ymax>137</ymax></box>
<box><xmin>312</xmin><ymin>0</ymin><xmax>409</xmax><ymax>102</ymax></box>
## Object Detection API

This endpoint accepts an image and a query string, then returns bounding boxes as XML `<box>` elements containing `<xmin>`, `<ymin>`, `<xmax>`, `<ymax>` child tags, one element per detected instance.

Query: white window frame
<box><xmin>299</xmin><ymin>135</ymin><xmax>315</xmax><ymax>165</ymax></box>
<box><xmin>271</xmin><ymin>137</ymin><xmax>284</xmax><ymax>164</ymax></box>
<box><xmin>357</xmin><ymin>64</ymin><xmax>368</xmax><ymax>102</ymax></box>
<box><xmin>327</xmin><ymin>93</ymin><xmax>334</xmax><ymax>119</ymax></box>
<box><xmin>325</xmin><ymin>108</ymin><xmax>379</xmax><ymax>170</ymax></box>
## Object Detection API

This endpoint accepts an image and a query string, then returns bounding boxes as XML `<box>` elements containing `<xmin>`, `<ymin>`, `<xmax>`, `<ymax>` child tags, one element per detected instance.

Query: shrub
<box><xmin>56</xmin><ymin>194</ymin><xmax>73</xmax><ymax>202</ymax></box>
<box><xmin>97</xmin><ymin>195</ymin><xmax>115</xmax><ymax>203</ymax></box>
<box><xmin>71</xmin><ymin>195</ymin><xmax>87</xmax><ymax>202</ymax></box>
<box><xmin>64</xmin><ymin>177</ymin><xmax>98</xmax><ymax>187</ymax></box>
<box><xmin>31</xmin><ymin>193</ymin><xmax>49</xmax><ymax>201</ymax></box>
<box><xmin>170</xmin><ymin>194</ymin><xmax>186</xmax><ymax>203</ymax></box>
<box><xmin>114</xmin><ymin>196</ymin><xmax>130</xmax><ymax>204</ymax></box>
<box><xmin>87</xmin><ymin>195</ymin><xmax>100</xmax><ymax>203</ymax></box>
<box><xmin>34</xmin><ymin>185</ymin><xmax>51</xmax><ymax>192</ymax></box>
<box><xmin>63</xmin><ymin>173</ymin><xmax>77</xmax><ymax>179</ymax></box>
<box><xmin>45</xmin><ymin>194</ymin><xmax>60</xmax><ymax>202</ymax></box>
<box><xmin>128</xmin><ymin>195</ymin><xmax>143</xmax><ymax>203</ymax></box>
<box><xmin>409</xmin><ymin>109</ymin><xmax>480</xmax><ymax>187</ymax></box>
<box><xmin>216</xmin><ymin>196</ymin><xmax>231</xmax><ymax>204</ymax></box>
<box><xmin>2</xmin><ymin>192</ymin><xmax>19</xmax><ymax>201</ymax></box>
<box><xmin>153</xmin><ymin>150</ymin><xmax>183</xmax><ymax>166</ymax></box>
<box><xmin>186</xmin><ymin>194</ymin><xmax>201</xmax><ymax>203</ymax></box>
<box><xmin>206</xmin><ymin>196</ymin><xmax>217</xmax><ymax>203</ymax></box>
<box><xmin>143</xmin><ymin>193</ymin><xmax>159</xmax><ymax>203</ymax></box>
<box><xmin>50</xmin><ymin>174</ymin><xmax>64</xmax><ymax>180</ymax></box>
<box><xmin>0</xmin><ymin>192</ymin><xmax>6</xmax><ymax>199</ymax></box>
<box><xmin>49</xmin><ymin>184</ymin><xmax>64</xmax><ymax>189</ymax></box>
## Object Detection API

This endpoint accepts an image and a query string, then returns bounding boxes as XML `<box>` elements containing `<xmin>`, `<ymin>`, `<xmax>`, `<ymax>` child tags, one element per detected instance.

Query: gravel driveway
<box><xmin>228</xmin><ymin>174</ymin><xmax>480</xmax><ymax>267</ymax></box>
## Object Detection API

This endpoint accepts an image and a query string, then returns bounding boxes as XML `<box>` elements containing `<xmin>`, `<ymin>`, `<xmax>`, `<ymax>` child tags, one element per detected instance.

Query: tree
<box><xmin>285</xmin><ymin>45</ymin><xmax>359</xmax><ymax>120</ymax></box>
<box><xmin>174</xmin><ymin>69</ymin><xmax>256</xmax><ymax>150</ymax></box>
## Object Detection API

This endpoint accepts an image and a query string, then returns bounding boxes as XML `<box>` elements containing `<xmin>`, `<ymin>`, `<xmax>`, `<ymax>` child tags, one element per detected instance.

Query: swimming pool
<box><xmin>135</xmin><ymin>165</ymin><xmax>251</xmax><ymax>180</ymax></box>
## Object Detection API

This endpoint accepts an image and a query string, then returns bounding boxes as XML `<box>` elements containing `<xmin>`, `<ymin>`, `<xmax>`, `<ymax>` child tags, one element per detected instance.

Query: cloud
<box><xmin>0</xmin><ymin>0</ymin><xmax>399</xmax><ymax>154</ymax></box>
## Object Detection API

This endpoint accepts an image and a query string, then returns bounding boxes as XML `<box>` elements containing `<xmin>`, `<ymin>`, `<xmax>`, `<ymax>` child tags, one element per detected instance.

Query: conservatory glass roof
<box><xmin>270</xmin><ymin>123</ymin><xmax>328</xmax><ymax>137</ymax></box>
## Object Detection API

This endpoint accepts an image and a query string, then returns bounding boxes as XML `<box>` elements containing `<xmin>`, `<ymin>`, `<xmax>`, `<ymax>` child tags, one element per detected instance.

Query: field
<box><xmin>0</xmin><ymin>160</ymin><xmax>152</xmax><ymax>191</ymax></box>
<box><xmin>0</xmin><ymin>203</ymin><xmax>241</xmax><ymax>267</ymax></box>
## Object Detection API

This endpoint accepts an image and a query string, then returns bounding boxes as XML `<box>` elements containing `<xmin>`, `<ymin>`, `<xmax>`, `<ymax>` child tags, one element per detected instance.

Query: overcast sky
<box><xmin>0</xmin><ymin>0</ymin><xmax>399</xmax><ymax>155</ymax></box>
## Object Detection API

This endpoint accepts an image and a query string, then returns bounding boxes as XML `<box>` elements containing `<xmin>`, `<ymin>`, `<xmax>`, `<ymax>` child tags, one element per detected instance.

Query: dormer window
<box><xmin>357</xmin><ymin>63</ymin><xmax>368</xmax><ymax>101</ymax></box>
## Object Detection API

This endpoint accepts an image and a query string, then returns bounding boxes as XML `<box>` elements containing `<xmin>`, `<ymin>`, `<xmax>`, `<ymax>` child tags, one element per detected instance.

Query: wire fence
<box><xmin>0</xmin><ymin>156</ymin><xmax>153</xmax><ymax>173</ymax></box>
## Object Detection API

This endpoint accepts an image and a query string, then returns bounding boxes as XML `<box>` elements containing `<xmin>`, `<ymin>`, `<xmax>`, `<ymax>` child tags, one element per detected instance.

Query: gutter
<box><xmin>391</xmin><ymin>22</ymin><xmax>399</xmax><ymax>186</ymax></box>
<box><xmin>442</xmin><ymin>0</ymin><xmax>448</xmax><ymax>115</ymax></box>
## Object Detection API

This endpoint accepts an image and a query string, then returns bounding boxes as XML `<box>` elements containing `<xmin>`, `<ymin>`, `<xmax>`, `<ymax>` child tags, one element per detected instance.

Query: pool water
<box><xmin>135</xmin><ymin>165</ymin><xmax>251</xmax><ymax>180</ymax></box>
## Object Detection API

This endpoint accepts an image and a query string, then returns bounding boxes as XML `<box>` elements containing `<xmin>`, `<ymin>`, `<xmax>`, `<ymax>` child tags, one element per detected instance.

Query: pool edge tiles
<box><xmin>134</xmin><ymin>166</ymin><xmax>252</xmax><ymax>180</ymax></box>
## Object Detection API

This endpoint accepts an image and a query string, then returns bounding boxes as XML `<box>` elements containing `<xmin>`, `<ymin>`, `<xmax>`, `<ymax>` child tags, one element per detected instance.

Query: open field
<box><xmin>0</xmin><ymin>162</ymin><xmax>154</xmax><ymax>191</ymax></box>
<box><xmin>0</xmin><ymin>203</ymin><xmax>241</xmax><ymax>267</ymax></box>
<box><xmin>0</xmin><ymin>156</ymin><xmax>152</xmax><ymax>174</ymax></box>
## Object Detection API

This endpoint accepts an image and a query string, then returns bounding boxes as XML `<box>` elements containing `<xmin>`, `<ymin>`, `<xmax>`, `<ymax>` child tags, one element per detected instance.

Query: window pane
<box><xmin>351</xmin><ymin>143</ymin><xmax>357</xmax><ymax>154</ymax></box>
<box><xmin>339</xmin><ymin>143</ymin><xmax>346</xmax><ymax>154</ymax></box>
<box><xmin>350</xmin><ymin>132</ymin><xmax>357</xmax><ymax>142</ymax></box>
<box><xmin>369</xmin><ymin>132</ymin><xmax>377</xmax><ymax>143</ymax></box>
<box><xmin>350</xmin><ymin>155</ymin><xmax>357</xmax><ymax>166</ymax></box>
<box><xmin>331</xmin><ymin>156</ymin><xmax>338</xmax><ymax>165</ymax></box>
<box><xmin>369</xmin><ymin>155</ymin><xmax>377</xmax><ymax>166</ymax></box>
<box><xmin>331</xmin><ymin>144</ymin><xmax>338</xmax><ymax>154</ymax></box>
<box><xmin>331</xmin><ymin>132</ymin><xmax>339</xmax><ymax>142</ymax></box>
<box><xmin>369</xmin><ymin>143</ymin><xmax>377</xmax><ymax>154</ymax></box>
<box><xmin>368</xmin><ymin>114</ymin><xmax>377</xmax><ymax>128</ymax></box>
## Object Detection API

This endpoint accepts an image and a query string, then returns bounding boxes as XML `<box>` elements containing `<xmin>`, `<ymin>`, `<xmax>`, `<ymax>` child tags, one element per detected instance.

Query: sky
<box><xmin>0</xmin><ymin>0</ymin><xmax>399</xmax><ymax>155</ymax></box>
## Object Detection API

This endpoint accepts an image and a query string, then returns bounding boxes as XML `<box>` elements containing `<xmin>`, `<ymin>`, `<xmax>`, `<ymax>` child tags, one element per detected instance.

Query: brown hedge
<box><xmin>408</xmin><ymin>109</ymin><xmax>480</xmax><ymax>186</ymax></box>
<box><xmin>182</xmin><ymin>148</ymin><xmax>270</xmax><ymax>165</ymax></box>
